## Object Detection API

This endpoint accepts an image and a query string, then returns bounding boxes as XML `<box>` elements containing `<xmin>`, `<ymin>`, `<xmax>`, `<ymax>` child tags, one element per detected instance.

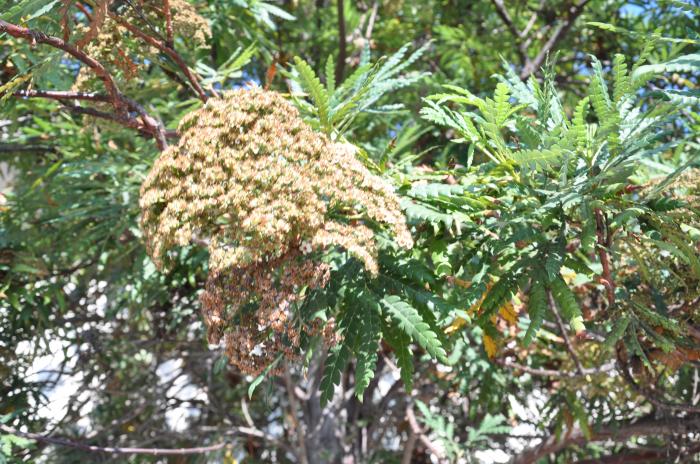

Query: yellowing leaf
<box><xmin>561</xmin><ymin>266</ymin><xmax>577</xmax><ymax>284</ymax></box>
<box><xmin>483</xmin><ymin>334</ymin><xmax>498</xmax><ymax>359</ymax></box>
<box><xmin>0</xmin><ymin>73</ymin><xmax>32</xmax><ymax>103</ymax></box>
<box><xmin>498</xmin><ymin>301</ymin><xmax>518</xmax><ymax>325</ymax></box>
<box><xmin>444</xmin><ymin>316</ymin><xmax>467</xmax><ymax>334</ymax></box>
<box><xmin>468</xmin><ymin>281</ymin><xmax>493</xmax><ymax>316</ymax></box>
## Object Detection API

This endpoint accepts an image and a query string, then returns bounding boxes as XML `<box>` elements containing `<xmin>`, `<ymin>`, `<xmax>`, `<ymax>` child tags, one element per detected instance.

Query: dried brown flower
<box><xmin>73</xmin><ymin>0</ymin><xmax>210</xmax><ymax>88</ymax></box>
<box><xmin>140</xmin><ymin>88</ymin><xmax>412</xmax><ymax>374</ymax></box>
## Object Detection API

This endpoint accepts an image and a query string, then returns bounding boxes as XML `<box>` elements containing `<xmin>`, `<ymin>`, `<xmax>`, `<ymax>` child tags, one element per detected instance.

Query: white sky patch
<box><xmin>156</xmin><ymin>359</ymin><xmax>208</xmax><ymax>432</ymax></box>
<box><xmin>21</xmin><ymin>338</ymin><xmax>90</xmax><ymax>430</ymax></box>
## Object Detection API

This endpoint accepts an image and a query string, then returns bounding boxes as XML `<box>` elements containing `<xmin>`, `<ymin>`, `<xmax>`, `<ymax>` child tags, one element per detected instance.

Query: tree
<box><xmin>1</xmin><ymin>1</ymin><xmax>699</xmax><ymax>463</ymax></box>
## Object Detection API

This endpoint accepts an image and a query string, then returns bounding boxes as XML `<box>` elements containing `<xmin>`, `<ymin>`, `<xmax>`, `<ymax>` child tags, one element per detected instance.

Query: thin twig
<box><xmin>519</xmin><ymin>0</ymin><xmax>592</xmax><ymax>79</ymax></box>
<box><xmin>490</xmin><ymin>0</ymin><xmax>528</xmax><ymax>66</ymax></box>
<box><xmin>496</xmin><ymin>358</ymin><xmax>615</xmax><ymax>378</ymax></box>
<box><xmin>11</xmin><ymin>90</ymin><xmax>110</xmax><ymax>102</ymax></box>
<box><xmin>364</xmin><ymin>0</ymin><xmax>378</xmax><ymax>40</ymax></box>
<box><xmin>0</xmin><ymin>424</ymin><xmax>227</xmax><ymax>456</ymax></box>
<box><xmin>110</xmin><ymin>14</ymin><xmax>208</xmax><ymax>102</ymax></box>
<box><xmin>406</xmin><ymin>403</ymin><xmax>444</xmax><ymax>459</ymax></box>
<box><xmin>335</xmin><ymin>0</ymin><xmax>347</xmax><ymax>83</ymax></box>
<box><xmin>0</xmin><ymin>144</ymin><xmax>57</xmax><ymax>154</ymax></box>
<box><xmin>548</xmin><ymin>290</ymin><xmax>586</xmax><ymax>375</ymax></box>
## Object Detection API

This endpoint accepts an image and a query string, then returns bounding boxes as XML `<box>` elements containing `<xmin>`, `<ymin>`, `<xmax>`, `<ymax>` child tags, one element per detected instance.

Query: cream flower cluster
<box><xmin>139</xmin><ymin>88</ymin><xmax>412</xmax><ymax>374</ymax></box>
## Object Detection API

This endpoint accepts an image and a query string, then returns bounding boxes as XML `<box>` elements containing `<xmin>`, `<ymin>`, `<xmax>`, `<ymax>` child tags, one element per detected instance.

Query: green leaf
<box><xmin>511</xmin><ymin>147</ymin><xmax>563</xmax><ymax>171</ymax></box>
<box><xmin>353</xmin><ymin>291</ymin><xmax>382</xmax><ymax>398</ymax></box>
<box><xmin>632</xmin><ymin>53</ymin><xmax>700</xmax><ymax>81</ymax></box>
<box><xmin>248</xmin><ymin>354</ymin><xmax>282</xmax><ymax>399</ymax></box>
<box><xmin>550</xmin><ymin>276</ymin><xmax>585</xmax><ymax>334</ymax></box>
<box><xmin>319</xmin><ymin>299</ymin><xmax>364</xmax><ymax>405</ymax></box>
<box><xmin>383</xmin><ymin>321</ymin><xmax>413</xmax><ymax>390</ymax></box>
<box><xmin>523</xmin><ymin>277</ymin><xmax>547</xmax><ymax>346</ymax></box>
<box><xmin>325</xmin><ymin>55</ymin><xmax>336</xmax><ymax>97</ymax></box>
<box><xmin>602</xmin><ymin>316</ymin><xmax>630</xmax><ymax>352</ymax></box>
<box><xmin>382</xmin><ymin>295</ymin><xmax>447</xmax><ymax>363</ymax></box>
<box><xmin>612</xmin><ymin>54</ymin><xmax>630</xmax><ymax>103</ymax></box>
<box><xmin>293</xmin><ymin>56</ymin><xmax>330</xmax><ymax>132</ymax></box>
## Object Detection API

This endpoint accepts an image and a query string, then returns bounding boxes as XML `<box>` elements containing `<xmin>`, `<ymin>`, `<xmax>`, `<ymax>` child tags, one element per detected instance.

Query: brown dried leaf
<box><xmin>76</xmin><ymin>0</ymin><xmax>109</xmax><ymax>49</ymax></box>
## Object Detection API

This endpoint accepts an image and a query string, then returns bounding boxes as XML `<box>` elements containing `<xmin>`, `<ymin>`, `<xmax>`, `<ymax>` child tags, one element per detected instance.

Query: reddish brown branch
<box><xmin>75</xmin><ymin>2</ymin><xmax>93</xmax><ymax>22</ymax></box>
<box><xmin>335</xmin><ymin>0</ymin><xmax>347</xmax><ymax>83</ymax></box>
<box><xmin>594</xmin><ymin>208</ymin><xmax>615</xmax><ymax>307</ymax></box>
<box><xmin>0</xmin><ymin>424</ymin><xmax>227</xmax><ymax>456</ymax></box>
<box><xmin>0</xmin><ymin>19</ymin><xmax>169</xmax><ymax>150</ymax></box>
<box><xmin>512</xmin><ymin>416</ymin><xmax>700</xmax><ymax>464</ymax></box>
<box><xmin>163</xmin><ymin>0</ymin><xmax>174</xmax><ymax>46</ymax></box>
<box><xmin>0</xmin><ymin>19</ymin><xmax>123</xmax><ymax>111</ymax></box>
<box><xmin>64</xmin><ymin>105</ymin><xmax>176</xmax><ymax>144</ymax></box>
<box><xmin>110</xmin><ymin>14</ymin><xmax>208</xmax><ymax>102</ymax></box>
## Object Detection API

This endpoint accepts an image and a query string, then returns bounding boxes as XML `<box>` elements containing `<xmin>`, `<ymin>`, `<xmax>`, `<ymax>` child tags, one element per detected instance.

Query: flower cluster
<box><xmin>140</xmin><ymin>88</ymin><xmax>412</xmax><ymax>374</ymax></box>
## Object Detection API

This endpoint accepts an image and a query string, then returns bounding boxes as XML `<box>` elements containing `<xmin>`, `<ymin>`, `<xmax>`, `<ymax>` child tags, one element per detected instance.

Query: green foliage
<box><xmin>382</xmin><ymin>295</ymin><xmax>447</xmax><ymax>363</ymax></box>
<box><xmin>291</xmin><ymin>42</ymin><xmax>428</xmax><ymax>136</ymax></box>
<box><xmin>2</xmin><ymin>1</ymin><xmax>699</xmax><ymax>462</ymax></box>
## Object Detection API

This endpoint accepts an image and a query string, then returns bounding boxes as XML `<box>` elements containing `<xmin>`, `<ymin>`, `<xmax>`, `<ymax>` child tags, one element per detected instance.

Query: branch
<box><xmin>283</xmin><ymin>362</ymin><xmax>310</xmax><ymax>464</ymax></box>
<box><xmin>110</xmin><ymin>14</ymin><xmax>208</xmax><ymax>102</ymax></box>
<box><xmin>0</xmin><ymin>19</ymin><xmax>123</xmax><ymax>112</ymax></box>
<box><xmin>519</xmin><ymin>0</ymin><xmax>592</xmax><ymax>79</ymax></box>
<box><xmin>406</xmin><ymin>403</ymin><xmax>445</xmax><ymax>459</ymax></box>
<box><xmin>0</xmin><ymin>143</ymin><xmax>57</xmax><ymax>154</ymax></box>
<box><xmin>364</xmin><ymin>0</ymin><xmax>379</xmax><ymax>40</ymax></box>
<box><xmin>335</xmin><ymin>0</ymin><xmax>347</xmax><ymax>83</ymax></box>
<box><xmin>490</xmin><ymin>0</ymin><xmax>528</xmax><ymax>67</ymax></box>
<box><xmin>0</xmin><ymin>424</ymin><xmax>228</xmax><ymax>456</ymax></box>
<box><xmin>496</xmin><ymin>358</ymin><xmax>615</xmax><ymax>378</ymax></box>
<box><xmin>512</xmin><ymin>416</ymin><xmax>700</xmax><ymax>464</ymax></box>
<box><xmin>491</xmin><ymin>0</ymin><xmax>521</xmax><ymax>38</ymax></box>
<box><xmin>0</xmin><ymin>19</ymin><xmax>169</xmax><ymax>150</ymax></box>
<box><xmin>63</xmin><ymin>105</ymin><xmax>177</xmax><ymax>142</ymax></box>
<box><xmin>63</xmin><ymin>105</ymin><xmax>149</xmax><ymax>134</ymax></box>
<box><xmin>594</xmin><ymin>207</ymin><xmax>615</xmax><ymax>307</ymax></box>
<box><xmin>11</xmin><ymin>90</ymin><xmax>110</xmax><ymax>102</ymax></box>
<box><xmin>616</xmin><ymin>348</ymin><xmax>700</xmax><ymax>414</ymax></box>
<box><xmin>163</xmin><ymin>0</ymin><xmax>174</xmax><ymax>46</ymax></box>
<box><xmin>574</xmin><ymin>444</ymin><xmax>700</xmax><ymax>464</ymax></box>
<box><xmin>548</xmin><ymin>290</ymin><xmax>585</xmax><ymax>375</ymax></box>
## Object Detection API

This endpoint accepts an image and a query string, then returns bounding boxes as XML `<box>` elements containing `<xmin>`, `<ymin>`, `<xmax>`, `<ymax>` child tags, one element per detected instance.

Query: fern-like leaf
<box><xmin>523</xmin><ymin>276</ymin><xmax>547</xmax><ymax>346</ymax></box>
<box><xmin>382</xmin><ymin>295</ymin><xmax>447</xmax><ymax>362</ymax></box>
<box><xmin>353</xmin><ymin>290</ymin><xmax>382</xmax><ymax>398</ymax></box>
<box><xmin>293</xmin><ymin>56</ymin><xmax>331</xmax><ymax>132</ymax></box>
<box><xmin>550</xmin><ymin>276</ymin><xmax>585</xmax><ymax>334</ymax></box>
<box><xmin>612</xmin><ymin>54</ymin><xmax>630</xmax><ymax>103</ymax></box>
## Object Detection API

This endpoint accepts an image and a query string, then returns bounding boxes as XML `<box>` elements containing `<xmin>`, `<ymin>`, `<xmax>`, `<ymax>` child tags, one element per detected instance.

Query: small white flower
<box><xmin>300</xmin><ymin>240</ymin><xmax>313</xmax><ymax>254</ymax></box>
<box><xmin>250</xmin><ymin>343</ymin><xmax>265</xmax><ymax>357</ymax></box>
